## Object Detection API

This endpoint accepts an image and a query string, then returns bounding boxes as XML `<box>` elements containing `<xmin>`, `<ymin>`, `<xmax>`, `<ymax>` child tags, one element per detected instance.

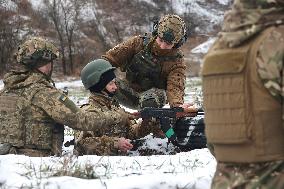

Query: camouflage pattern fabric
<box><xmin>14</xmin><ymin>37</ymin><xmax>59</xmax><ymax>67</ymax></box>
<box><xmin>208</xmin><ymin>0</ymin><xmax>284</xmax><ymax>188</ymax></box>
<box><xmin>139</xmin><ymin>88</ymin><xmax>167</xmax><ymax>108</ymax></box>
<box><xmin>75</xmin><ymin>135</ymin><xmax>121</xmax><ymax>156</ymax></box>
<box><xmin>0</xmin><ymin>70</ymin><xmax>127</xmax><ymax>156</ymax></box>
<box><xmin>211</xmin><ymin>161</ymin><xmax>284</xmax><ymax>189</ymax></box>
<box><xmin>255</xmin><ymin>26</ymin><xmax>284</xmax><ymax>103</ymax></box>
<box><xmin>158</xmin><ymin>14</ymin><xmax>186</xmax><ymax>44</ymax></box>
<box><xmin>115</xmin><ymin>78</ymin><xmax>167</xmax><ymax>109</ymax></box>
<box><xmin>218</xmin><ymin>0</ymin><xmax>284</xmax><ymax>120</ymax></box>
<box><xmin>102</xmin><ymin>34</ymin><xmax>186</xmax><ymax>108</ymax></box>
<box><xmin>219</xmin><ymin>0</ymin><xmax>284</xmax><ymax>48</ymax></box>
<box><xmin>74</xmin><ymin>93</ymin><xmax>162</xmax><ymax>156</ymax></box>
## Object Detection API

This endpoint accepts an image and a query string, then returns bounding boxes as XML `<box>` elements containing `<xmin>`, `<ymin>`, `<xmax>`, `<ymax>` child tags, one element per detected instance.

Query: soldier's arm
<box><xmin>256</xmin><ymin>26</ymin><xmax>284</xmax><ymax>121</ymax></box>
<box><xmin>102</xmin><ymin>36</ymin><xmax>143</xmax><ymax>68</ymax></box>
<box><xmin>31</xmin><ymin>88</ymin><xmax>127</xmax><ymax>132</ymax></box>
<box><xmin>166</xmin><ymin>58</ymin><xmax>186</xmax><ymax>107</ymax></box>
<box><xmin>256</xmin><ymin>27</ymin><xmax>284</xmax><ymax>102</ymax></box>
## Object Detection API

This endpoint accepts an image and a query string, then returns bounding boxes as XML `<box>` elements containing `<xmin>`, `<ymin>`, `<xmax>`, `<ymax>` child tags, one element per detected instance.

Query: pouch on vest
<box><xmin>202</xmin><ymin>44</ymin><xmax>252</xmax><ymax>144</ymax></box>
<box><xmin>0</xmin><ymin>94</ymin><xmax>27</xmax><ymax>147</ymax></box>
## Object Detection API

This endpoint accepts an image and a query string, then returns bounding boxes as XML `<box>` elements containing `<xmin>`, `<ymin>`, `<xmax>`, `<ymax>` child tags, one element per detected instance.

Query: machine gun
<box><xmin>134</xmin><ymin>107</ymin><xmax>200</xmax><ymax>142</ymax></box>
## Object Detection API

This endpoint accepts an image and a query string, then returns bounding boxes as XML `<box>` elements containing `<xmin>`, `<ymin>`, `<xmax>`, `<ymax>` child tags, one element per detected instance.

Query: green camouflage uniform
<box><xmin>74</xmin><ymin>93</ymin><xmax>162</xmax><ymax>156</ymax></box>
<box><xmin>203</xmin><ymin>0</ymin><xmax>284</xmax><ymax>188</ymax></box>
<box><xmin>0</xmin><ymin>38</ymin><xmax>128</xmax><ymax>157</ymax></box>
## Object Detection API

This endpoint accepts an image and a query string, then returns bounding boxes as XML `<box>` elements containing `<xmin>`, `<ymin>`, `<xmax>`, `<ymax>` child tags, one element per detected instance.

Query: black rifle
<box><xmin>136</xmin><ymin>107</ymin><xmax>198</xmax><ymax>142</ymax></box>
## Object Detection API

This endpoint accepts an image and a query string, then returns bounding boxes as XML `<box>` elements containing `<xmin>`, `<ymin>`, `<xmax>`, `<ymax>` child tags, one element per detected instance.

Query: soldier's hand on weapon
<box><xmin>128</xmin><ymin>112</ymin><xmax>139</xmax><ymax>120</ymax></box>
<box><xmin>180</xmin><ymin>103</ymin><xmax>198</xmax><ymax>113</ymax></box>
<box><xmin>117</xmin><ymin>137</ymin><xmax>133</xmax><ymax>152</ymax></box>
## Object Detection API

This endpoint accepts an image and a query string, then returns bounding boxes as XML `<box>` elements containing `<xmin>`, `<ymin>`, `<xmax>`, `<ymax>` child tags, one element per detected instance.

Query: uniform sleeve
<box><xmin>256</xmin><ymin>27</ymin><xmax>284</xmax><ymax>120</ymax></box>
<box><xmin>128</xmin><ymin>119</ymin><xmax>163</xmax><ymax>139</ymax></box>
<box><xmin>76</xmin><ymin>135</ymin><xmax>120</xmax><ymax>156</ymax></box>
<box><xmin>102</xmin><ymin>36</ymin><xmax>143</xmax><ymax>68</ymax></box>
<box><xmin>166</xmin><ymin>58</ymin><xmax>186</xmax><ymax>107</ymax></box>
<box><xmin>31</xmin><ymin>88</ymin><xmax>127</xmax><ymax>132</ymax></box>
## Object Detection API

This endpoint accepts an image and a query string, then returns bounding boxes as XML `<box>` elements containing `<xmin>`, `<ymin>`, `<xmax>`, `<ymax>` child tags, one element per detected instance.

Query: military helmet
<box><xmin>15</xmin><ymin>37</ymin><xmax>59</xmax><ymax>68</ymax></box>
<box><xmin>81</xmin><ymin>59</ymin><xmax>116</xmax><ymax>89</ymax></box>
<box><xmin>157</xmin><ymin>14</ymin><xmax>186</xmax><ymax>45</ymax></box>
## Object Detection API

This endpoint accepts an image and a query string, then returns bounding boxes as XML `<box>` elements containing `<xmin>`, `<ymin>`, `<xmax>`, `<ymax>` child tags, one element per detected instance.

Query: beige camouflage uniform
<box><xmin>0</xmin><ymin>37</ymin><xmax>128</xmax><ymax>157</ymax></box>
<box><xmin>74</xmin><ymin>93</ymin><xmax>162</xmax><ymax>156</ymax></box>
<box><xmin>102</xmin><ymin>15</ymin><xmax>186</xmax><ymax>109</ymax></box>
<box><xmin>202</xmin><ymin>0</ymin><xmax>284</xmax><ymax>188</ymax></box>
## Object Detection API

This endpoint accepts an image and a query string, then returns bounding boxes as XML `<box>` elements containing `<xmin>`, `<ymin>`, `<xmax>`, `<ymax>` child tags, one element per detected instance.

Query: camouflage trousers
<box><xmin>0</xmin><ymin>143</ymin><xmax>54</xmax><ymax>157</ymax></box>
<box><xmin>211</xmin><ymin>161</ymin><xmax>284</xmax><ymax>189</ymax></box>
<box><xmin>74</xmin><ymin>135</ymin><xmax>125</xmax><ymax>156</ymax></box>
<box><xmin>115</xmin><ymin>79</ymin><xmax>166</xmax><ymax>110</ymax></box>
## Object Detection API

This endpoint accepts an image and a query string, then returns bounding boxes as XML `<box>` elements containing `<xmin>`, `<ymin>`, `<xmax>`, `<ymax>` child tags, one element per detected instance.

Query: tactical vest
<box><xmin>0</xmin><ymin>87</ymin><xmax>63</xmax><ymax>153</ymax></box>
<box><xmin>202</xmin><ymin>26</ymin><xmax>284</xmax><ymax>163</ymax></box>
<box><xmin>124</xmin><ymin>35</ymin><xmax>182</xmax><ymax>91</ymax></box>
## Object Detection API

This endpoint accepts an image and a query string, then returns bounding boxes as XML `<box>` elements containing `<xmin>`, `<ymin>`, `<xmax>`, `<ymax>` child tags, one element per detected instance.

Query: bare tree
<box><xmin>43</xmin><ymin>0</ymin><xmax>83</xmax><ymax>75</ymax></box>
<box><xmin>0</xmin><ymin>3</ymin><xmax>19</xmax><ymax>76</ymax></box>
<box><xmin>44</xmin><ymin>0</ymin><xmax>68</xmax><ymax>75</ymax></box>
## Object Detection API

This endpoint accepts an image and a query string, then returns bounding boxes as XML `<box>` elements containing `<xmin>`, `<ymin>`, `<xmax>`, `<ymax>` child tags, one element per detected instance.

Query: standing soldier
<box><xmin>202</xmin><ymin>0</ymin><xmax>284</xmax><ymax>188</ymax></box>
<box><xmin>102</xmin><ymin>14</ymin><xmax>189</xmax><ymax>110</ymax></box>
<box><xmin>0</xmin><ymin>37</ymin><xmax>129</xmax><ymax>157</ymax></box>
<box><xmin>74</xmin><ymin>59</ymin><xmax>162</xmax><ymax>156</ymax></box>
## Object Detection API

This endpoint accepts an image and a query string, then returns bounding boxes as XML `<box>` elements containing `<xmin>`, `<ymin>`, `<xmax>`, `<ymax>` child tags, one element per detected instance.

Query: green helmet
<box><xmin>157</xmin><ymin>14</ymin><xmax>186</xmax><ymax>44</ymax></box>
<box><xmin>15</xmin><ymin>37</ymin><xmax>59</xmax><ymax>68</ymax></box>
<box><xmin>81</xmin><ymin>59</ymin><xmax>116</xmax><ymax>89</ymax></box>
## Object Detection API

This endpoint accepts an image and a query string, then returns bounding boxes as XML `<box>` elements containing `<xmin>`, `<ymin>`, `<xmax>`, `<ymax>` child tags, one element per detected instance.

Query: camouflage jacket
<box><xmin>75</xmin><ymin>93</ymin><xmax>162</xmax><ymax>156</ymax></box>
<box><xmin>0</xmin><ymin>70</ymin><xmax>126</xmax><ymax>156</ymax></box>
<box><xmin>102</xmin><ymin>34</ymin><xmax>186</xmax><ymax>107</ymax></box>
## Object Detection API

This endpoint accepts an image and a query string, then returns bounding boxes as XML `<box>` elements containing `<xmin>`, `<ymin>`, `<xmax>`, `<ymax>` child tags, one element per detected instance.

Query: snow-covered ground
<box><xmin>0</xmin><ymin>148</ymin><xmax>215</xmax><ymax>189</ymax></box>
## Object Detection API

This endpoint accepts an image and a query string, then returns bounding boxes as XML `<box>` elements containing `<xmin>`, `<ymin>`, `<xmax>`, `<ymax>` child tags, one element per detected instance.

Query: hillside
<box><xmin>0</xmin><ymin>0</ymin><xmax>232</xmax><ymax>77</ymax></box>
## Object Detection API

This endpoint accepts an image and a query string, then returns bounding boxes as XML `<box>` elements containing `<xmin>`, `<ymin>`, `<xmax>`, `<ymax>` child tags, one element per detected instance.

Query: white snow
<box><xmin>173</xmin><ymin>0</ymin><xmax>224</xmax><ymax>25</ymax></box>
<box><xmin>138</xmin><ymin>0</ymin><xmax>157</xmax><ymax>7</ymax></box>
<box><xmin>30</xmin><ymin>0</ymin><xmax>45</xmax><ymax>10</ymax></box>
<box><xmin>0</xmin><ymin>0</ymin><xmax>17</xmax><ymax>11</ymax></box>
<box><xmin>0</xmin><ymin>80</ymin><xmax>3</xmax><ymax>90</ymax></box>
<box><xmin>55</xmin><ymin>79</ymin><xmax>84</xmax><ymax>89</ymax></box>
<box><xmin>0</xmin><ymin>149</ymin><xmax>216</xmax><ymax>189</ymax></box>
<box><xmin>191</xmin><ymin>37</ymin><xmax>217</xmax><ymax>54</ymax></box>
<box><xmin>216</xmin><ymin>0</ymin><xmax>231</xmax><ymax>5</ymax></box>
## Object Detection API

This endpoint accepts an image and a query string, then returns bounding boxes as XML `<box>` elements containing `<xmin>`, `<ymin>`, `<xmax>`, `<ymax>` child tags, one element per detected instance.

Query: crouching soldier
<box><xmin>0</xmin><ymin>37</ymin><xmax>129</xmax><ymax>157</ymax></box>
<box><xmin>74</xmin><ymin>59</ymin><xmax>162</xmax><ymax>156</ymax></box>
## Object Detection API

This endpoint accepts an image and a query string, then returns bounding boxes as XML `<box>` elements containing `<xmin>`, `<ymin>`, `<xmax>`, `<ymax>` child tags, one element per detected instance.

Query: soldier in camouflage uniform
<box><xmin>201</xmin><ymin>0</ymin><xmax>284</xmax><ymax>188</ymax></box>
<box><xmin>74</xmin><ymin>59</ymin><xmax>162</xmax><ymax>156</ymax></box>
<box><xmin>102</xmin><ymin>14</ymin><xmax>188</xmax><ymax>110</ymax></box>
<box><xmin>0</xmin><ymin>37</ymin><xmax>129</xmax><ymax>157</ymax></box>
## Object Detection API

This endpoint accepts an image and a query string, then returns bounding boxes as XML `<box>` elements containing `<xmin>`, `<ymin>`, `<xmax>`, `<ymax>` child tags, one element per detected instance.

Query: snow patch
<box><xmin>0</xmin><ymin>0</ymin><xmax>17</xmax><ymax>11</ymax></box>
<box><xmin>138</xmin><ymin>0</ymin><xmax>157</xmax><ymax>7</ymax></box>
<box><xmin>191</xmin><ymin>37</ymin><xmax>216</xmax><ymax>54</ymax></box>
<box><xmin>30</xmin><ymin>0</ymin><xmax>45</xmax><ymax>10</ymax></box>
<box><xmin>216</xmin><ymin>0</ymin><xmax>231</xmax><ymax>5</ymax></box>
<box><xmin>173</xmin><ymin>0</ymin><xmax>223</xmax><ymax>25</ymax></box>
<box><xmin>0</xmin><ymin>80</ymin><xmax>3</xmax><ymax>90</ymax></box>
